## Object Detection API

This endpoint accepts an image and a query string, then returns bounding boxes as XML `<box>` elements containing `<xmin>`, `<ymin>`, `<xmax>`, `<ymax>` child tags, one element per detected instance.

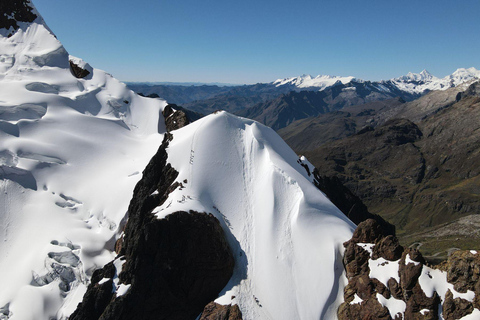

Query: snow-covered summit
<box><xmin>390</xmin><ymin>67</ymin><xmax>480</xmax><ymax>94</ymax></box>
<box><xmin>158</xmin><ymin>111</ymin><xmax>355</xmax><ymax>319</ymax></box>
<box><xmin>448</xmin><ymin>67</ymin><xmax>480</xmax><ymax>86</ymax></box>
<box><xmin>395</xmin><ymin>69</ymin><xmax>436</xmax><ymax>82</ymax></box>
<box><xmin>273</xmin><ymin>74</ymin><xmax>357</xmax><ymax>90</ymax></box>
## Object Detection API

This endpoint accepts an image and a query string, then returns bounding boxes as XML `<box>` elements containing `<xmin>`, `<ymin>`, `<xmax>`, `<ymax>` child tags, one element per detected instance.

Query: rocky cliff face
<box><xmin>339</xmin><ymin>219</ymin><xmax>480</xmax><ymax>320</ymax></box>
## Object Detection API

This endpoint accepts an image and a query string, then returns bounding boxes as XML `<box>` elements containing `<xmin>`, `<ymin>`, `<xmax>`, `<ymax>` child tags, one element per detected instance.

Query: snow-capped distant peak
<box><xmin>395</xmin><ymin>69</ymin><xmax>436</xmax><ymax>83</ymax></box>
<box><xmin>448</xmin><ymin>67</ymin><xmax>480</xmax><ymax>85</ymax></box>
<box><xmin>273</xmin><ymin>74</ymin><xmax>356</xmax><ymax>90</ymax></box>
<box><xmin>391</xmin><ymin>67</ymin><xmax>480</xmax><ymax>94</ymax></box>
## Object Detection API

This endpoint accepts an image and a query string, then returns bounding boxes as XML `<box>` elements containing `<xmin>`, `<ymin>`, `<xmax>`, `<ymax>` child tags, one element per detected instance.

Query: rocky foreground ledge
<box><xmin>339</xmin><ymin>219</ymin><xmax>480</xmax><ymax>320</ymax></box>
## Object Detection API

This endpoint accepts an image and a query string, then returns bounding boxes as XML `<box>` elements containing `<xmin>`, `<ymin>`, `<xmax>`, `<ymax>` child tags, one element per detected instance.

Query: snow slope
<box><xmin>0</xmin><ymin>2</ymin><xmax>166</xmax><ymax>319</ymax></box>
<box><xmin>153</xmin><ymin>111</ymin><xmax>355</xmax><ymax>319</ymax></box>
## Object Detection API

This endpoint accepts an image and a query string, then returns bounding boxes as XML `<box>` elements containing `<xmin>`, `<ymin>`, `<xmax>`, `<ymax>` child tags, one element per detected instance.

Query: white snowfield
<box><xmin>0</xmin><ymin>4</ymin><xmax>165</xmax><ymax>319</ymax></box>
<box><xmin>275</xmin><ymin>68</ymin><xmax>480</xmax><ymax>94</ymax></box>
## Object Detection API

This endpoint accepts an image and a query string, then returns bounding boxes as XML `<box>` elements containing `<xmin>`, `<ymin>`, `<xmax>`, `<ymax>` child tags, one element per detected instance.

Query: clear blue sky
<box><xmin>33</xmin><ymin>0</ymin><xmax>480</xmax><ymax>84</ymax></box>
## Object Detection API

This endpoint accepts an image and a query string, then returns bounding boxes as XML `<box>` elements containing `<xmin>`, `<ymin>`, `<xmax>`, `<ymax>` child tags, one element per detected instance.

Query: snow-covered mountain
<box><xmin>274</xmin><ymin>68</ymin><xmax>480</xmax><ymax>96</ymax></box>
<box><xmin>2</xmin><ymin>1</ymin><xmax>480</xmax><ymax>320</ymax></box>
<box><xmin>0</xmin><ymin>1</ymin><xmax>355</xmax><ymax>319</ymax></box>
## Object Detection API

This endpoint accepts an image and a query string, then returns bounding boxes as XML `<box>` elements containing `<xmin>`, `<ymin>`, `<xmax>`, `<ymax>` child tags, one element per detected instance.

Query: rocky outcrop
<box><xmin>442</xmin><ymin>250</ymin><xmax>480</xmax><ymax>310</ymax></box>
<box><xmin>71</xmin><ymin>127</ymin><xmax>235</xmax><ymax>319</ymax></box>
<box><xmin>69</xmin><ymin>60</ymin><xmax>90</xmax><ymax>78</ymax></box>
<box><xmin>162</xmin><ymin>104</ymin><xmax>190</xmax><ymax>132</ymax></box>
<box><xmin>199</xmin><ymin>302</ymin><xmax>243</xmax><ymax>320</ymax></box>
<box><xmin>442</xmin><ymin>290</ymin><xmax>473</xmax><ymax>320</ymax></box>
<box><xmin>0</xmin><ymin>0</ymin><xmax>37</xmax><ymax>33</ymax></box>
<box><xmin>339</xmin><ymin>219</ymin><xmax>480</xmax><ymax>320</ymax></box>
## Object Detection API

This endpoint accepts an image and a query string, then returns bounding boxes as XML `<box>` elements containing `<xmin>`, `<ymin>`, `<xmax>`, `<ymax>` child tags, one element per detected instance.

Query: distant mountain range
<box><xmin>129</xmin><ymin>68</ymin><xmax>480</xmax><ymax>131</ymax></box>
<box><xmin>274</xmin><ymin>68</ymin><xmax>480</xmax><ymax>94</ymax></box>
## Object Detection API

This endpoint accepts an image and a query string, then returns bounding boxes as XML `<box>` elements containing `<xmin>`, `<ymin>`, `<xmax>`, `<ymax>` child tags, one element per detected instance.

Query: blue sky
<box><xmin>33</xmin><ymin>0</ymin><xmax>480</xmax><ymax>84</ymax></box>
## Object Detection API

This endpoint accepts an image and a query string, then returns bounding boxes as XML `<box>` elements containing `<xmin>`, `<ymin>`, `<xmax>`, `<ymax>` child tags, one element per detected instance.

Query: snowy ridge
<box><xmin>275</xmin><ymin>68</ymin><xmax>480</xmax><ymax>95</ymax></box>
<box><xmin>273</xmin><ymin>74</ymin><xmax>357</xmax><ymax>90</ymax></box>
<box><xmin>0</xmin><ymin>6</ymin><xmax>166</xmax><ymax>319</ymax></box>
<box><xmin>389</xmin><ymin>67</ymin><xmax>480</xmax><ymax>94</ymax></box>
<box><xmin>154</xmin><ymin>111</ymin><xmax>355</xmax><ymax>319</ymax></box>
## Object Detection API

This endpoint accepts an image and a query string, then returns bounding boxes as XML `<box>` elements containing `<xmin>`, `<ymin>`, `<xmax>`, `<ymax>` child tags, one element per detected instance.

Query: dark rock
<box><xmin>338</xmin><ymin>297</ymin><xmax>392</xmax><ymax>320</ymax></box>
<box><xmin>351</xmin><ymin>274</ymin><xmax>375</xmax><ymax>300</ymax></box>
<box><xmin>372</xmin><ymin>235</ymin><xmax>404</xmax><ymax>261</ymax></box>
<box><xmin>343</xmin><ymin>241</ymin><xmax>370</xmax><ymax>279</ymax></box>
<box><xmin>372</xmin><ymin>278</ymin><xmax>391</xmax><ymax>299</ymax></box>
<box><xmin>199</xmin><ymin>302</ymin><xmax>243</xmax><ymax>320</ymax></box>
<box><xmin>69</xmin><ymin>262</ymin><xmax>117</xmax><ymax>320</ymax></box>
<box><xmin>349</xmin><ymin>219</ymin><xmax>386</xmax><ymax>244</ymax></box>
<box><xmin>388</xmin><ymin>278</ymin><xmax>403</xmax><ymax>300</ymax></box>
<box><xmin>373</xmin><ymin>119</ymin><xmax>423</xmax><ymax>146</ymax></box>
<box><xmin>162</xmin><ymin>104</ymin><xmax>190</xmax><ymax>132</ymax></box>
<box><xmin>442</xmin><ymin>289</ymin><xmax>473</xmax><ymax>320</ymax></box>
<box><xmin>404</xmin><ymin>284</ymin><xmax>440</xmax><ymax>320</ymax></box>
<box><xmin>0</xmin><ymin>0</ymin><xmax>37</xmax><ymax>32</ymax></box>
<box><xmin>399</xmin><ymin>249</ymin><xmax>425</xmax><ymax>299</ymax></box>
<box><xmin>69</xmin><ymin>61</ymin><xmax>90</xmax><ymax>78</ymax></box>
<box><xmin>445</xmin><ymin>250</ymin><xmax>480</xmax><ymax>294</ymax></box>
<box><xmin>461</xmin><ymin>81</ymin><xmax>480</xmax><ymax>99</ymax></box>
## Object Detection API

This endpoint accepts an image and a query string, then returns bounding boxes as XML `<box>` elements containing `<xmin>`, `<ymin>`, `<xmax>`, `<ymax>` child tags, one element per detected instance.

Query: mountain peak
<box><xmin>420</xmin><ymin>69</ymin><xmax>432</xmax><ymax>77</ymax></box>
<box><xmin>451</xmin><ymin>67</ymin><xmax>480</xmax><ymax>77</ymax></box>
<box><xmin>396</xmin><ymin>69</ymin><xmax>436</xmax><ymax>83</ymax></box>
